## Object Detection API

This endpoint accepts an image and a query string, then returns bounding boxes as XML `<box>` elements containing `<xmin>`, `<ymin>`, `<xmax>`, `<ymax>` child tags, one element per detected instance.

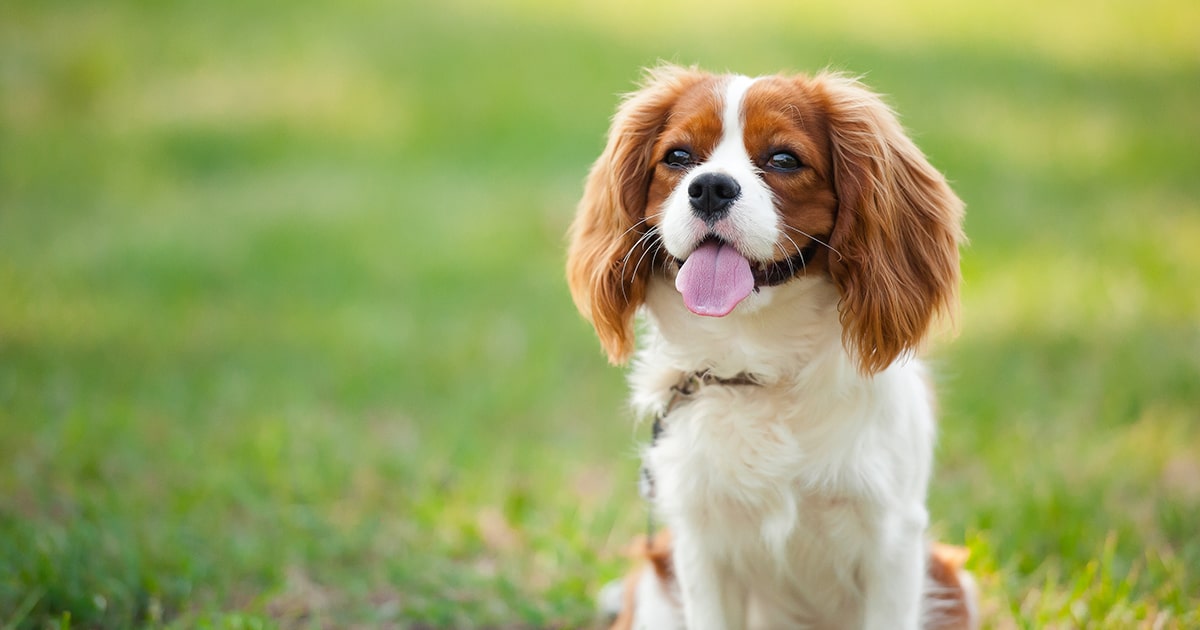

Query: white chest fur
<box><xmin>631</xmin><ymin>277</ymin><xmax>936</xmax><ymax>627</ymax></box>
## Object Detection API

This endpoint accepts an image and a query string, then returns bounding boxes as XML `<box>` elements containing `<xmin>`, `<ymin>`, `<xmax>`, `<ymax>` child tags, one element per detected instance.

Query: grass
<box><xmin>1</xmin><ymin>0</ymin><xmax>1198</xmax><ymax>627</ymax></box>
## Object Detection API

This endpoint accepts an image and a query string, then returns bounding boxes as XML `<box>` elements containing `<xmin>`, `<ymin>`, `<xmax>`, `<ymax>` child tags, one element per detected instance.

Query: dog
<box><xmin>567</xmin><ymin>65</ymin><xmax>975</xmax><ymax>629</ymax></box>
<box><xmin>598</xmin><ymin>532</ymin><xmax>976</xmax><ymax>629</ymax></box>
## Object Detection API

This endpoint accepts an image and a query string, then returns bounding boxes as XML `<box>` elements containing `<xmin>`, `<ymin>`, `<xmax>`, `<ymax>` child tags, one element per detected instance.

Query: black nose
<box><xmin>688</xmin><ymin>172</ymin><xmax>741</xmax><ymax>224</ymax></box>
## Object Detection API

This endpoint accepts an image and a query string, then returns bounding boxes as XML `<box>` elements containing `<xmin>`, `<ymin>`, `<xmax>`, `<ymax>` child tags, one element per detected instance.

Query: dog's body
<box><xmin>635</xmin><ymin>280</ymin><xmax>940</xmax><ymax>629</ymax></box>
<box><xmin>569</xmin><ymin>66</ymin><xmax>973</xmax><ymax>629</ymax></box>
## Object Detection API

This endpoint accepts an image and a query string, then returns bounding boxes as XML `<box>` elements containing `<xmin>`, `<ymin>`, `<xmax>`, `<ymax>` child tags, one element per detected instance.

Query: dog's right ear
<box><xmin>567</xmin><ymin>65</ymin><xmax>706</xmax><ymax>365</ymax></box>
<box><xmin>819</xmin><ymin>73</ymin><xmax>965</xmax><ymax>374</ymax></box>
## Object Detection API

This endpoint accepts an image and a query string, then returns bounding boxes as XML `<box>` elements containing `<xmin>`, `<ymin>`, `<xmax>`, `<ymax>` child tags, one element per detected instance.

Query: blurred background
<box><xmin>1</xmin><ymin>0</ymin><xmax>1197</xmax><ymax>627</ymax></box>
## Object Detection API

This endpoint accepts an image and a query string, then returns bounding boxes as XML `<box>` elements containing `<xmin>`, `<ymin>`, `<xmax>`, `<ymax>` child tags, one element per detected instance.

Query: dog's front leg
<box><xmin>673</xmin><ymin>530</ymin><xmax>747</xmax><ymax>630</ymax></box>
<box><xmin>861</xmin><ymin>509</ymin><xmax>927</xmax><ymax>630</ymax></box>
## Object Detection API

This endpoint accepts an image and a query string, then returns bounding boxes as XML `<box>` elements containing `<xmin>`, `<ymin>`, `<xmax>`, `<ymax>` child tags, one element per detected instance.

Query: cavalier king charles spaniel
<box><xmin>568</xmin><ymin>65</ymin><xmax>977</xmax><ymax>630</ymax></box>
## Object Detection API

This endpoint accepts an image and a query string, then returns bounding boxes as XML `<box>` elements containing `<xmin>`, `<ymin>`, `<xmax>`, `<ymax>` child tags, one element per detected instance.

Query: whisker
<box><xmin>782</xmin><ymin>228</ymin><xmax>811</xmax><ymax>272</ymax></box>
<box><xmin>775</xmin><ymin>238</ymin><xmax>797</xmax><ymax>279</ymax></box>
<box><xmin>617</xmin><ymin>212</ymin><xmax>666</xmax><ymax>275</ymax></box>
<box><xmin>615</xmin><ymin>211</ymin><xmax>664</xmax><ymax>242</ymax></box>
<box><xmin>628</xmin><ymin>230</ymin><xmax>667</xmax><ymax>279</ymax></box>
<box><xmin>630</xmin><ymin>233</ymin><xmax>661</xmax><ymax>282</ymax></box>
<box><xmin>618</xmin><ymin>227</ymin><xmax>660</xmax><ymax>301</ymax></box>
<box><xmin>769</xmin><ymin>240</ymin><xmax>787</xmax><ymax>277</ymax></box>
<box><xmin>781</xmin><ymin>224</ymin><xmax>842</xmax><ymax>261</ymax></box>
<box><xmin>620</xmin><ymin>228</ymin><xmax>659</xmax><ymax>275</ymax></box>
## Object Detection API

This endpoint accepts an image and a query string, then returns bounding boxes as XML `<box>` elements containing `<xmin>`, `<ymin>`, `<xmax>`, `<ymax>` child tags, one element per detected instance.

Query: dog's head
<box><xmin>567</xmin><ymin>65</ymin><xmax>964</xmax><ymax>373</ymax></box>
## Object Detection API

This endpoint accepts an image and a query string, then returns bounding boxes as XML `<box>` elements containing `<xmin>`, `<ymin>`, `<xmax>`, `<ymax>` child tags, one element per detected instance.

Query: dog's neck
<box><xmin>630</xmin><ymin>275</ymin><xmax>872</xmax><ymax>417</ymax></box>
<box><xmin>640</xmin><ymin>275</ymin><xmax>849</xmax><ymax>377</ymax></box>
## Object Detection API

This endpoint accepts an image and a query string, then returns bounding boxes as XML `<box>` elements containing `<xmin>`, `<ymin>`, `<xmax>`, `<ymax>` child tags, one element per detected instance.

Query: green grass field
<box><xmin>2</xmin><ymin>0</ymin><xmax>1198</xmax><ymax>627</ymax></box>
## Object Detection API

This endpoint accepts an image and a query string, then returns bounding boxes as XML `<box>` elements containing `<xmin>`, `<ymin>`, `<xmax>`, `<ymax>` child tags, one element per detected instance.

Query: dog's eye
<box><xmin>664</xmin><ymin>149</ymin><xmax>693</xmax><ymax>168</ymax></box>
<box><xmin>767</xmin><ymin>152</ymin><xmax>801</xmax><ymax>171</ymax></box>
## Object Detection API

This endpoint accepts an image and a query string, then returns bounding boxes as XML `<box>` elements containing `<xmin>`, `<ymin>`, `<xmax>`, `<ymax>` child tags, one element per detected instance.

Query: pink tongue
<box><xmin>675</xmin><ymin>240</ymin><xmax>755</xmax><ymax>317</ymax></box>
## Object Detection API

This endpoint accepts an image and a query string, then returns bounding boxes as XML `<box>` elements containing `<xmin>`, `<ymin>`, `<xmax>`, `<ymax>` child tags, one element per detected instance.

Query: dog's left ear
<box><xmin>567</xmin><ymin>65</ymin><xmax>706</xmax><ymax>365</ymax></box>
<box><xmin>820</xmin><ymin>75</ymin><xmax>966</xmax><ymax>374</ymax></box>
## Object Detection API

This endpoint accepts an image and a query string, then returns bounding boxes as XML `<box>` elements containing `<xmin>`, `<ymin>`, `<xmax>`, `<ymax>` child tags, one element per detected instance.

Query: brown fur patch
<box><xmin>742</xmin><ymin>76</ymin><xmax>839</xmax><ymax>270</ymax></box>
<box><xmin>567</xmin><ymin>66</ymin><xmax>718</xmax><ymax>364</ymax></box>
<box><xmin>817</xmin><ymin>74</ymin><xmax>965</xmax><ymax>374</ymax></box>
<box><xmin>609</xmin><ymin>531</ymin><xmax>676</xmax><ymax>630</ymax></box>
<box><xmin>926</xmin><ymin>543</ymin><xmax>976</xmax><ymax>630</ymax></box>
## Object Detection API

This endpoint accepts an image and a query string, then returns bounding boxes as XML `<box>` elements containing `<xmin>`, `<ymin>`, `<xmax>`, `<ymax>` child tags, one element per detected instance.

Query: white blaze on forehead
<box><xmin>702</xmin><ymin>75</ymin><xmax>757</xmax><ymax>174</ymax></box>
<box><xmin>720</xmin><ymin>75</ymin><xmax>756</xmax><ymax>147</ymax></box>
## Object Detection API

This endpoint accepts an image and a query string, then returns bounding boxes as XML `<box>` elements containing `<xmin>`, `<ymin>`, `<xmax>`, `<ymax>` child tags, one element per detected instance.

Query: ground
<box><xmin>1</xmin><ymin>0</ymin><xmax>1198</xmax><ymax>627</ymax></box>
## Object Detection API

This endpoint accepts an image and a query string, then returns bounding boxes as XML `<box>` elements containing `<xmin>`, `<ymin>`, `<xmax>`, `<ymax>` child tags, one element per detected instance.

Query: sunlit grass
<box><xmin>1</xmin><ymin>0</ymin><xmax>1198</xmax><ymax>627</ymax></box>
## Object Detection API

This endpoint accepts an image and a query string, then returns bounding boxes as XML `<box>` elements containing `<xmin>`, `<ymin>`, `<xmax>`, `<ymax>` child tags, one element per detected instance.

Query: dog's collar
<box><xmin>653</xmin><ymin>369</ymin><xmax>761</xmax><ymax>445</ymax></box>
<box><xmin>658</xmin><ymin>370</ymin><xmax>762</xmax><ymax>425</ymax></box>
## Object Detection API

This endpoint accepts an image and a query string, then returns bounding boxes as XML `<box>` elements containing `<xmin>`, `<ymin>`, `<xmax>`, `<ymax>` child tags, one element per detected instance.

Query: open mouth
<box><xmin>672</xmin><ymin>236</ymin><xmax>819</xmax><ymax>317</ymax></box>
<box><xmin>674</xmin><ymin>236</ymin><xmax>818</xmax><ymax>287</ymax></box>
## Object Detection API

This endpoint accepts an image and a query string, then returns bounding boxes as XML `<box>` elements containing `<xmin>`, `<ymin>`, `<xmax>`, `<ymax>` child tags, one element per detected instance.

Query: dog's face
<box><xmin>648</xmin><ymin>74</ymin><xmax>838</xmax><ymax>317</ymax></box>
<box><xmin>568</xmin><ymin>66</ymin><xmax>964</xmax><ymax>373</ymax></box>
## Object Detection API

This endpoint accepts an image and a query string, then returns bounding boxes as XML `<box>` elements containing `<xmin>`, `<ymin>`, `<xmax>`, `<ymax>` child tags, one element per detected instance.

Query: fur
<box><xmin>569</xmin><ymin>65</ymin><xmax>972</xmax><ymax>629</ymax></box>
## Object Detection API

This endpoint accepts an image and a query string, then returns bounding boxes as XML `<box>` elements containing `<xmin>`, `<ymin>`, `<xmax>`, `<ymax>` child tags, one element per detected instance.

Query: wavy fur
<box><xmin>572</xmin><ymin>66</ymin><xmax>973</xmax><ymax>630</ymax></box>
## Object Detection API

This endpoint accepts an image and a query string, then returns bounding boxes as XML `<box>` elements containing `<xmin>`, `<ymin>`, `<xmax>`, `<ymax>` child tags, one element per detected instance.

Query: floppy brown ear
<box><xmin>567</xmin><ymin>65</ymin><xmax>705</xmax><ymax>364</ymax></box>
<box><xmin>820</xmin><ymin>74</ymin><xmax>966</xmax><ymax>374</ymax></box>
